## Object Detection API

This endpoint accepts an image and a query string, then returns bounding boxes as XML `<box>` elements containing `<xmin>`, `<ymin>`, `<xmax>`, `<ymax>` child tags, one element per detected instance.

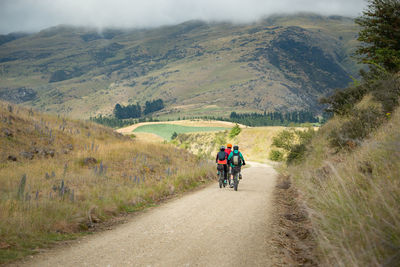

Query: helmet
<box><xmin>233</xmin><ymin>145</ymin><xmax>239</xmax><ymax>150</ymax></box>
<box><xmin>227</xmin><ymin>143</ymin><xmax>232</xmax><ymax>148</ymax></box>
<box><xmin>220</xmin><ymin>146</ymin><xmax>225</xmax><ymax>151</ymax></box>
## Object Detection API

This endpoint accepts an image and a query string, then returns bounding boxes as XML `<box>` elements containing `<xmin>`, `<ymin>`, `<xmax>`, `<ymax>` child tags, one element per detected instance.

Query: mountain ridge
<box><xmin>0</xmin><ymin>14</ymin><xmax>360</xmax><ymax>119</ymax></box>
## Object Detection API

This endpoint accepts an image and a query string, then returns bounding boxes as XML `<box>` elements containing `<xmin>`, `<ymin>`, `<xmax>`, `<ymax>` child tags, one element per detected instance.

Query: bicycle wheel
<box><xmin>219</xmin><ymin>172</ymin><xmax>223</xmax><ymax>188</ymax></box>
<box><xmin>234</xmin><ymin>174</ymin><xmax>238</xmax><ymax>191</ymax></box>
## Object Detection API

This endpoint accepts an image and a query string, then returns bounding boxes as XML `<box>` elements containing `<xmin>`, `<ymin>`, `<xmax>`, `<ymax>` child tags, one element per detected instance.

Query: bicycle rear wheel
<box><xmin>233</xmin><ymin>174</ymin><xmax>238</xmax><ymax>191</ymax></box>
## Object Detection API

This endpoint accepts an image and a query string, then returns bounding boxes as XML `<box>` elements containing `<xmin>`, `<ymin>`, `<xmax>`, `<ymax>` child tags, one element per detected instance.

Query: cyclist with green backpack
<box><xmin>227</xmin><ymin>145</ymin><xmax>246</xmax><ymax>188</ymax></box>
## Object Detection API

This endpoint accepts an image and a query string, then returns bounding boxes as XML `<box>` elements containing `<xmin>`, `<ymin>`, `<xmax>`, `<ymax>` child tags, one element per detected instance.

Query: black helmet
<box><xmin>220</xmin><ymin>146</ymin><xmax>225</xmax><ymax>151</ymax></box>
<box><xmin>233</xmin><ymin>145</ymin><xmax>239</xmax><ymax>150</ymax></box>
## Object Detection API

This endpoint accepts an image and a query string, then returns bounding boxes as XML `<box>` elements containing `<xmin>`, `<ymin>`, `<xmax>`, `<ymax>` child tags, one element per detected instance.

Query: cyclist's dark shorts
<box><xmin>217</xmin><ymin>164</ymin><xmax>225</xmax><ymax>172</ymax></box>
<box><xmin>231</xmin><ymin>166</ymin><xmax>241</xmax><ymax>174</ymax></box>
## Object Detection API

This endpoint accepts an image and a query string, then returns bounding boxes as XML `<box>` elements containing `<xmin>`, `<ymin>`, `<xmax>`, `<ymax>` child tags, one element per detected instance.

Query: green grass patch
<box><xmin>133</xmin><ymin>124</ymin><xmax>229</xmax><ymax>140</ymax></box>
<box><xmin>0</xmin><ymin>232</ymin><xmax>84</xmax><ymax>265</ymax></box>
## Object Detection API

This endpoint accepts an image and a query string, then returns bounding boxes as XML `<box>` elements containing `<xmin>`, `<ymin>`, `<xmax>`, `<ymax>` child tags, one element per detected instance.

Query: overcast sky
<box><xmin>0</xmin><ymin>0</ymin><xmax>367</xmax><ymax>34</ymax></box>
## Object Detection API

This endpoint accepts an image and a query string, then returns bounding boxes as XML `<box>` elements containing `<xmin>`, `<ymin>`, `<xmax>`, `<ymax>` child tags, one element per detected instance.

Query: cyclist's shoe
<box><xmin>239</xmin><ymin>173</ymin><xmax>242</xmax><ymax>179</ymax></box>
<box><xmin>230</xmin><ymin>184</ymin><xmax>234</xmax><ymax>188</ymax></box>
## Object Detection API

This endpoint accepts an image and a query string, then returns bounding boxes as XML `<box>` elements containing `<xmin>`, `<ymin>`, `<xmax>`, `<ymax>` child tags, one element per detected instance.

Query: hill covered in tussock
<box><xmin>0</xmin><ymin>100</ymin><xmax>214</xmax><ymax>264</ymax></box>
<box><xmin>0</xmin><ymin>14</ymin><xmax>359</xmax><ymax>119</ymax></box>
<box><xmin>283</xmin><ymin>72</ymin><xmax>400</xmax><ymax>265</ymax></box>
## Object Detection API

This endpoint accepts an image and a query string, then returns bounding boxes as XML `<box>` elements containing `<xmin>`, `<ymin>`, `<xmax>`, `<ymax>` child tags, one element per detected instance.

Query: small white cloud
<box><xmin>0</xmin><ymin>0</ymin><xmax>366</xmax><ymax>34</ymax></box>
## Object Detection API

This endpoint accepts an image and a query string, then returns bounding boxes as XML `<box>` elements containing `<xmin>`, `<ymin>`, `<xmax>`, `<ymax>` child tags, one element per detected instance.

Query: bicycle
<box><xmin>231</xmin><ymin>166</ymin><xmax>241</xmax><ymax>191</ymax></box>
<box><xmin>217</xmin><ymin>164</ymin><xmax>226</xmax><ymax>188</ymax></box>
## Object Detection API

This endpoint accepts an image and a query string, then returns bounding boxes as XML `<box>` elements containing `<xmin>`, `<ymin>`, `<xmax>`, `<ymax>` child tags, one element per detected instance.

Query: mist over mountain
<box><xmin>0</xmin><ymin>0</ymin><xmax>366</xmax><ymax>34</ymax></box>
<box><xmin>0</xmin><ymin>14</ymin><xmax>360</xmax><ymax>119</ymax></box>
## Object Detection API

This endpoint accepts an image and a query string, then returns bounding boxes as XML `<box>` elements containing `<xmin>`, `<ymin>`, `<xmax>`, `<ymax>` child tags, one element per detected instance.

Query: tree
<box><xmin>355</xmin><ymin>0</ymin><xmax>400</xmax><ymax>72</ymax></box>
<box><xmin>113</xmin><ymin>103</ymin><xmax>142</xmax><ymax>119</ymax></box>
<box><xmin>144</xmin><ymin>99</ymin><xmax>164</xmax><ymax>115</ymax></box>
<box><xmin>114</xmin><ymin>104</ymin><xmax>123</xmax><ymax>119</ymax></box>
<box><xmin>171</xmin><ymin>131</ymin><xmax>178</xmax><ymax>140</ymax></box>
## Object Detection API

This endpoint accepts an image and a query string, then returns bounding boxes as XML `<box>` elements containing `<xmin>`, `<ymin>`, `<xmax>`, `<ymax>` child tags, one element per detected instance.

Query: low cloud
<box><xmin>0</xmin><ymin>0</ymin><xmax>367</xmax><ymax>34</ymax></box>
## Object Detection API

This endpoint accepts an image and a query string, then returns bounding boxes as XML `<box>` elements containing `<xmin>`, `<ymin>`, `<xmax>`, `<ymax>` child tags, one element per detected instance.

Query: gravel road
<box><xmin>16</xmin><ymin>162</ymin><xmax>277</xmax><ymax>267</ymax></box>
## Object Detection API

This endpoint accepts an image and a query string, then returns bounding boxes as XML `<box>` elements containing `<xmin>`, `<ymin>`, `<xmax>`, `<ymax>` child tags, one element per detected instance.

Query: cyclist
<box><xmin>215</xmin><ymin>146</ymin><xmax>228</xmax><ymax>184</ymax></box>
<box><xmin>228</xmin><ymin>145</ymin><xmax>246</xmax><ymax>187</ymax></box>
<box><xmin>225</xmin><ymin>144</ymin><xmax>233</xmax><ymax>184</ymax></box>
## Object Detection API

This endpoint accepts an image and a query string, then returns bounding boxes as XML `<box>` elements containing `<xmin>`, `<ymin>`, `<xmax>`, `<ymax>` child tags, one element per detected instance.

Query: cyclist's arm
<box><xmin>240</xmin><ymin>152</ymin><xmax>246</xmax><ymax>165</ymax></box>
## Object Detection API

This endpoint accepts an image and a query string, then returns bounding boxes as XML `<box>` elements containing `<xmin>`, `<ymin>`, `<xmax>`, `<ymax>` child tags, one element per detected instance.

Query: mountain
<box><xmin>0</xmin><ymin>14</ymin><xmax>360</xmax><ymax>119</ymax></box>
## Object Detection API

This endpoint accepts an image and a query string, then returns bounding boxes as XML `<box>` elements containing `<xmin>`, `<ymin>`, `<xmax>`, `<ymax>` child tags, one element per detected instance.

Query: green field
<box><xmin>133</xmin><ymin>124</ymin><xmax>228</xmax><ymax>140</ymax></box>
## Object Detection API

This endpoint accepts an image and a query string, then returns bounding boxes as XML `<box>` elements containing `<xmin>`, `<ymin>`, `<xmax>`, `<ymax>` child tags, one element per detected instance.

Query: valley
<box><xmin>2</xmin><ymin>1</ymin><xmax>398</xmax><ymax>264</ymax></box>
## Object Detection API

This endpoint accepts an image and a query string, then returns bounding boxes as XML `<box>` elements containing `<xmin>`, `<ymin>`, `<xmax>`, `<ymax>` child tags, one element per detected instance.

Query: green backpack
<box><xmin>232</xmin><ymin>151</ymin><xmax>240</xmax><ymax>166</ymax></box>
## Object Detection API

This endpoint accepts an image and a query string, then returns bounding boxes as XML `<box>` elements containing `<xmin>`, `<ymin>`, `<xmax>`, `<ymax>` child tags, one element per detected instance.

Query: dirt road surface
<box><xmin>15</xmin><ymin>162</ymin><xmax>277</xmax><ymax>267</ymax></box>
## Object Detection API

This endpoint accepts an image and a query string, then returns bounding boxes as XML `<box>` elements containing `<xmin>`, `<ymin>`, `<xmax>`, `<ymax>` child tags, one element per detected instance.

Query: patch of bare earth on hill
<box><xmin>269</xmin><ymin>174</ymin><xmax>318</xmax><ymax>266</ymax></box>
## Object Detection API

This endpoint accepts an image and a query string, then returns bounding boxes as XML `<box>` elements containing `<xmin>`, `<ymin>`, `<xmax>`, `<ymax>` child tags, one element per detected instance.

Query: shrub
<box><xmin>286</xmin><ymin>144</ymin><xmax>307</xmax><ymax>164</ymax></box>
<box><xmin>271</xmin><ymin>128</ymin><xmax>315</xmax><ymax>164</ymax></box>
<box><xmin>321</xmin><ymin>72</ymin><xmax>399</xmax><ymax>152</ymax></box>
<box><xmin>296</xmin><ymin>127</ymin><xmax>315</xmax><ymax>145</ymax></box>
<box><xmin>321</xmin><ymin>71</ymin><xmax>400</xmax><ymax>119</ymax></box>
<box><xmin>269</xmin><ymin>150</ymin><xmax>284</xmax><ymax>161</ymax></box>
<box><xmin>272</xmin><ymin>130</ymin><xmax>295</xmax><ymax>151</ymax></box>
<box><xmin>229</xmin><ymin>124</ymin><xmax>241</xmax><ymax>138</ymax></box>
<box><xmin>171</xmin><ymin>131</ymin><xmax>178</xmax><ymax>140</ymax></box>
<box><xmin>329</xmin><ymin>106</ymin><xmax>385</xmax><ymax>149</ymax></box>
<box><xmin>371</xmin><ymin>74</ymin><xmax>400</xmax><ymax>113</ymax></box>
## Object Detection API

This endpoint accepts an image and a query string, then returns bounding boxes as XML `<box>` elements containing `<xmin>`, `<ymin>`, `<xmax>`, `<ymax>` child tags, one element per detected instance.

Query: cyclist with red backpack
<box><xmin>225</xmin><ymin>144</ymin><xmax>233</xmax><ymax>184</ymax></box>
<box><xmin>227</xmin><ymin>145</ymin><xmax>246</xmax><ymax>187</ymax></box>
<box><xmin>225</xmin><ymin>144</ymin><xmax>232</xmax><ymax>161</ymax></box>
<box><xmin>215</xmin><ymin>146</ymin><xmax>228</xmax><ymax>184</ymax></box>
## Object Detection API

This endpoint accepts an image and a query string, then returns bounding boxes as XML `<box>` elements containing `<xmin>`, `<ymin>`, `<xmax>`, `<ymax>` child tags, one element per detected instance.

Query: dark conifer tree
<box><xmin>355</xmin><ymin>0</ymin><xmax>400</xmax><ymax>72</ymax></box>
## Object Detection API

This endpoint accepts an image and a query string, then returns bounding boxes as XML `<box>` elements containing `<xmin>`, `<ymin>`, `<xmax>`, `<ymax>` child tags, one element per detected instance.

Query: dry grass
<box><xmin>234</xmin><ymin>127</ymin><xmax>288</xmax><ymax>163</ymax></box>
<box><xmin>172</xmin><ymin>126</ymin><xmax>307</xmax><ymax>163</ymax></box>
<box><xmin>131</xmin><ymin>132</ymin><xmax>165</xmax><ymax>143</ymax></box>
<box><xmin>0</xmin><ymin>101</ymin><xmax>215</xmax><ymax>264</ymax></box>
<box><xmin>287</xmin><ymin>104</ymin><xmax>400</xmax><ymax>266</ymax></box>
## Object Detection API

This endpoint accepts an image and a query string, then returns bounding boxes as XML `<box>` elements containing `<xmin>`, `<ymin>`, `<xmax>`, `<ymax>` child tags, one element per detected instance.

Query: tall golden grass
<box><xmin>0</xmin><ymin>101</ymin><xmax>215</xmax><ymax>264</ymax></box>
<box><xmin>287</xmin><ymin>103</ymin><xmax>400</xmax><ymax>265</ymax></box>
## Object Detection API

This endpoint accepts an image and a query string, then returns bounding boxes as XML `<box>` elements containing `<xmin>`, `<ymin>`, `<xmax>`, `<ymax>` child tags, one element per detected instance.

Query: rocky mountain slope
<box><xmin>0</xmin><ymin>14</ymin><xmax>359</xmax><ymax>119</ymax></box>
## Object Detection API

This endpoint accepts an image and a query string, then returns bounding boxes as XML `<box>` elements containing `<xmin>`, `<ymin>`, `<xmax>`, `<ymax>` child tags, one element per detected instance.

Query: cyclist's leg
<box><xmin>230</xmin><ymin>167</ymin><xmax>235</xmax><ymax>187</ymax></box>
<box><xmin>223</xmin><ymin>164</ymin><xmax>228</xmax><ymax>181</ymax></box>
<box><xmin>228</xmin><ymin>165</ymin><xmax>232</xmax><ymax>184</ymax></box>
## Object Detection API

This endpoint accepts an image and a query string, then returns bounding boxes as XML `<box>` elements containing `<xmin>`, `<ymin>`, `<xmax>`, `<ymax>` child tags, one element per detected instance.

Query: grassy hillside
<box><xmin>0</xmin><ymin>101</ymin><xmax>214</xmax><ymax>264</ymax></box>
<box><xmin>283</xmin><ymin>75</ymin><xmax>400</xmax><ymax>265</ymax></box>
<box><xmin>0</xmin><ymin>14</ymin><xmax>359</xmax><ymax>119</ymax></box>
